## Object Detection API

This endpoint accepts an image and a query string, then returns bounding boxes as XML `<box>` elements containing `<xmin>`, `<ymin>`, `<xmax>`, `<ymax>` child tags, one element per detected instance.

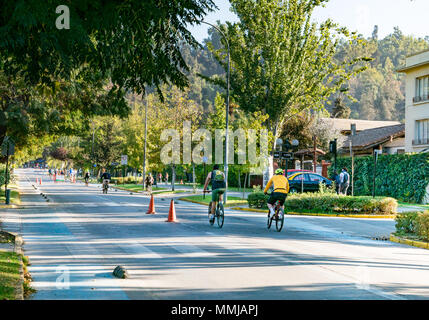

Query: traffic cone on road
<box><xmin>165</xmin><ymin>199</ymin><xmax>177</xmax><ymax>222</ymax></box>
<box><xmin>146</xmin><ymin>195</ymin><xmax>156</xmax><ymax>214</ymax></box>
<box><xmin>39</xmin><ymin>178</ymin><xmax>42</xmax><ymax>185</ymax></box>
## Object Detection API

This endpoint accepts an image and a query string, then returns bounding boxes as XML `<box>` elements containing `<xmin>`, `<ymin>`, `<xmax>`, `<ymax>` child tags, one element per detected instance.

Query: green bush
<box><xmin>247</xmin><ymin>192</ymin><xmax>269</xmax><ymax>208</ymax></box>
<box><xmin>416</xmin><ymin>212</ymin><xmax>429</xmax><ymax>242</ymax></box>
<box><xmin>247</xmin><ymin>192</ymin><xmax>397</xmax><ymax>215</ymax></box>
<box><xmin>330</xmin><ymin>153</ymin><xmax>429</xmax><ymax>204</ymax></box>
<box><xmin>395</xmin><ymin>212</ymin><xmax>419</xmax><ymax>235</ymax></box>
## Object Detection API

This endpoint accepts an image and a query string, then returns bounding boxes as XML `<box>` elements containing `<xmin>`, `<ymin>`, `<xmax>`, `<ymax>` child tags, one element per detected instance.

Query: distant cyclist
<box><xmin>84</xmin><ymin>171</ymin><xmax>90</xmax><ymax>185</ymax></box>
<box><xmin>264</xmin><ymin>168</ymin><xmax>290</xmax><ymax>218</ymax></box>
<box><xmin>100</xmin><ymin>168</ymin><xmax>111</xmax><ymax>193</ymax></box>
<box><xmin>203</xmin><ymin>164</ymin><xmax>226</xmax><ymax>221</ymax></box>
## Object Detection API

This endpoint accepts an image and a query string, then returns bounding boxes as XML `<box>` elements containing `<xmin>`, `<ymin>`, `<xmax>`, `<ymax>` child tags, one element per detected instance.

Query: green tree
<box><xmin>332</xmin><ymin>97</ymin><xmax>351</xmax><ymax>119</ymax></box>
<box><xmin>207</xmin><ymin>0</ymin><xmax>368</xmax><ymax>149</ymax></box>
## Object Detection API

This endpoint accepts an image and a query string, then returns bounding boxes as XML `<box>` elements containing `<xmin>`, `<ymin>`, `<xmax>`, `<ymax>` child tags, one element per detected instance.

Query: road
<box><xmin>3</xmin><ymin>168</ymin><xmax>429</xmax><ymax>300</ymax></box>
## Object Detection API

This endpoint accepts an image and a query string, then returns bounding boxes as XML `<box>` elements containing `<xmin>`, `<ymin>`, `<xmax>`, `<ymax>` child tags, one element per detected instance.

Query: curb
<box><xmin>229</xmin><ymin>207</ymin><xmax>396</xmax><ymax>219</ymax></box>
<box><xmin>390</xmin><ymin>234</ymin><xmax>429</xmax><ymax>249</ymax></box>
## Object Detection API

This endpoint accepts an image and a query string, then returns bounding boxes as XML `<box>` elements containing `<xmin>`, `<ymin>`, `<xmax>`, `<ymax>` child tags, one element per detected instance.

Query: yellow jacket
<box><xmin>264</xmin><ymin>175</ymin><xmax>289</xmax><ymax>194</ymax></box>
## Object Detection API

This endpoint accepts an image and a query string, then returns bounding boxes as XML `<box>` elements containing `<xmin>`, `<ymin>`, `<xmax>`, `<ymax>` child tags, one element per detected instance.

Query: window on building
<box><xmin>415</xmin><ymin>76</ymin><xmax>429</xmax><ymax>102</ymax></box>
<box><xmin>414</xmin><ymin>119</ymin><xmax>429</xmax><ymax>145</ymax></box>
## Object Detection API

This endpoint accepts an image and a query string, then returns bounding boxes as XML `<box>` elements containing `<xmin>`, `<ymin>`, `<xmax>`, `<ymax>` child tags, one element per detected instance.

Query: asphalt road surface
<box><xmin>3</xmin><ymin>168</ymin><xmax>429</xmax><ymax>300</ymax></box>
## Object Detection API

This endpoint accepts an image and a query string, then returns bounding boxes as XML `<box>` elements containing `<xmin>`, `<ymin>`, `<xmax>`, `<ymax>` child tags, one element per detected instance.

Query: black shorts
<box><xmin>267</xmin><ymin>192</ymin><xmax>287</xmax><ymax>206</ymax></box>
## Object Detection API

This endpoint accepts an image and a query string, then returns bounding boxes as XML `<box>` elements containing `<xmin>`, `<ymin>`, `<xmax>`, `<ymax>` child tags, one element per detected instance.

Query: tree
<box><xmin>332</xmin><ymin>97</ymin><xmax>351</xmax><ymax>119</ymax></box>
<box><xmin>0</xmin><ymin>0</ymin><xmax>216</xmax><ymax>152</ymax></box>
<box><xmin>206</xmin><ymin>0</ymin><xmax>369</xmax><ymax>184</ymax></box>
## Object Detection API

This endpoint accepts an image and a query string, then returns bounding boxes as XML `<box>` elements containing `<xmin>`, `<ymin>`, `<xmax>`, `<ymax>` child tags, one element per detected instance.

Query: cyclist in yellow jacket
<box><xmin>263</xmin><ymin>168</ymin><xmax>289</xmax><ymax>218</ymax></box>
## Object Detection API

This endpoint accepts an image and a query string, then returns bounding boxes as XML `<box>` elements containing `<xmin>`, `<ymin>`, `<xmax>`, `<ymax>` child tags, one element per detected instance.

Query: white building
<box><xmin>398</xmin><ymin>49</ymin><xmax>429</xmax><ymax>153</ymax></box>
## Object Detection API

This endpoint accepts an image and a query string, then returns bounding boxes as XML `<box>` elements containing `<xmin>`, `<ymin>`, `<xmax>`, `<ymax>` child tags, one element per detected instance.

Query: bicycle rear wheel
<box><xmin>208</xmin><ymin>202</ymin><xmax>214</xmax><ymax>225</ymax></box>
<box><xmin>275</xmin><ymin>208</ymin><xmax>284</xmax><ymax>232</ymax></box>
<box><xmin>217</xmin><ymin>202</ymin><xmax>224</xmax><ymax>228</ymax></box>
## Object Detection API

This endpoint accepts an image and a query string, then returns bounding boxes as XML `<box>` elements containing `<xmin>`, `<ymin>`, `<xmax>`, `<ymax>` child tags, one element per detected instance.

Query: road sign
<box><xmin>121</xmin><ymin>155</ymin><xmax>128</xmax><ymax>165</ymax></box>
<box><xmin>273</xmin><ymin>151</ymin><xmax>281</xmax><ymax>159</ymax></box>
<box><xmin>281</xmin><ymin>152</ymin><xmax>293</xmax><ymax>160</ymax></box>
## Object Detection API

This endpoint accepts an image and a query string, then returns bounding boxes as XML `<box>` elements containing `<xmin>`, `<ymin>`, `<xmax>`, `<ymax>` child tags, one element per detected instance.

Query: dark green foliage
<box><xmin>395</xmin><ymin>211</ymin><xmax>429</xmax><ymax>242</ymax></box>
<box><xmin>247</xmin><ymin>192</ymin><xmax>270</xmax><ymax>208</ymax></box>
<box><xmin>417</xmin><ymin>212</ymin><xmax>429</xmax><ymax>242</ymax></box>
<box><xmin>395</xmin><ymin>212</ymin><xmax>419</xmax><ymax>235</ymax></box>
<box><xmin>248</xmin><ymin>192</ymin><xmax>397</xmax><ymax>215</ymax></box>
<box><xmin>331</xmin><ymin>153</ymin><xmax>429</xmax><ymax>204</ymax></box>
<box><xmin>329</xmin><ymin>27</ymin><xmax>429</xmax><ymax>121</ymax></box>
<box><xmin>0</xmin><ymin>0</ymin><xmax>215</xmax><ymax>91</ymax></box>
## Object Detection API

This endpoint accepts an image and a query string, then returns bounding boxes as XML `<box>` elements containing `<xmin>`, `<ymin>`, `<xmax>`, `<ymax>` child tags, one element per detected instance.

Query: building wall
<box><xmin>404</xmin><ymin>63</ymin><xmax>429</xmax><ymax>153</ymax></box>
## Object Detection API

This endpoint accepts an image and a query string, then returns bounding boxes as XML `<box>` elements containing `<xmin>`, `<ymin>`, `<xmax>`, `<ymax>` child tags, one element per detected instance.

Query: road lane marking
<box><xmin>117</xmin><ymin>243</ymin><xmax>162</xmax><ymax>259</ymax></box>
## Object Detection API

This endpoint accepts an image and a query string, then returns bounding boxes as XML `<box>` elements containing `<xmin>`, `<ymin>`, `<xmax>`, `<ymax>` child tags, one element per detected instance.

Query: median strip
<box><xmin>229</xmin><ymin>206</ymin><xmax>396</xmax><ymax>219</ymax></box>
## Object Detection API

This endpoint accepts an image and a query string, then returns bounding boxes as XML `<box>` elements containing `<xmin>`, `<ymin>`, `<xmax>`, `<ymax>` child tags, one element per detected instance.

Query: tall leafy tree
<box><xmin>206</xmin><ymin>0</ymin><xmax>369</xmax><ymax>184</ymax></box>
<box><xmin>0</xmin><ymin>0</ymin><xmax>215</xmax><ymax>152</ymax></box>
<box><xmin>207</xmin><ymin>0</ymin><xmax>369</xmax><ymax>150</ymax></box>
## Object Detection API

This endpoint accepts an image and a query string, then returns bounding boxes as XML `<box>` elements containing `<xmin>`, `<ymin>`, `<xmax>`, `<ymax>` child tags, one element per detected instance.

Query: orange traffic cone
<box><xmin>146</xmin><ymin>195</ymin><xmax>156</xmax><ymax>214</ymax></box>
<box><xmin>36</xmin><ymin>178</ymin><xmax>38</xmax><ymax>184</ymax></box>
<box><xmin>39</xmin><ymin>178</ymin><xmax>42</xmax><ymax>185</ymax></box>
<box><xmin>165</xmin><ymin>199</ymin><xmax>177</xmax><ymax>222</ymax></box>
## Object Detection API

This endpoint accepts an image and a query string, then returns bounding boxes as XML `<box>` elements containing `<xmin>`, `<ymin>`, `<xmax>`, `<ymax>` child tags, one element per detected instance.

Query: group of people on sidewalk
<box><xmin>333</xmin><ymin>168</ymin><xmax>350</xmax><ymax>195</ymax></box>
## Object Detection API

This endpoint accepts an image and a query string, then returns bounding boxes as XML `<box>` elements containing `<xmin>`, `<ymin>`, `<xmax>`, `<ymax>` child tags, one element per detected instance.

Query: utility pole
<box><xmin>142</xmin><ymin>99</ymin><xmax>148</xmax><ymax>191</ymax></box>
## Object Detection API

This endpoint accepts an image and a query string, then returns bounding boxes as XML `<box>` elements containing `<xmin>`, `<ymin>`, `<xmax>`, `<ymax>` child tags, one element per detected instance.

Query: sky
<box><xmin>188</xmin><ymin>0</ymin><xmax>429</xmax><ymax>43</ymax></box>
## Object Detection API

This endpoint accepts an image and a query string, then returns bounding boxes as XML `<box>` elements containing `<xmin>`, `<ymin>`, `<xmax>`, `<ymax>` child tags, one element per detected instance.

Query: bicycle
<box><xmin>267</xmin><ymin>196</ymin><xmax>285</xmax><ymax>232</ymax></box>
<box><xmin>204</xmin><ymin>190</ymin><xmax>224</xmax><ymax>228</ymax></box>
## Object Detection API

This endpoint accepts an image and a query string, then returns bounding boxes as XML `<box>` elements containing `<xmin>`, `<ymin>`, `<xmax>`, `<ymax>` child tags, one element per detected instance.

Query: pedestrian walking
<box><xmin>165</xmin><ymin>172</ymin><xmax>169</xmax><ymax>184</ymax></box>
<box><xmin>339</xmin><ymin>168</ymin><xmax>350</xmax><ymax>195</ymax></box>
<box><xmin>332</xmin><ymin>171</ymin><xmax>341</xmax><ymax>194</ymax></box>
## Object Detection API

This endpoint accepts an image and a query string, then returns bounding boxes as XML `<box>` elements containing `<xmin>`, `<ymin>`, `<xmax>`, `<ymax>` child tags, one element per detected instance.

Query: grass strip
<box><xmin>0</xmin><ymin>251</ymin><xmax>21</xmax><ymax>300</ymax></box>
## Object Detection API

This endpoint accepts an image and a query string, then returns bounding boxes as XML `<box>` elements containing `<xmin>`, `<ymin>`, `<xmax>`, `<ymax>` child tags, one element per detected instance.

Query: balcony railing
<box><xmin>413</xmin><ymin>95</ymin><xmax>429</xmax><ymax>103</ymax></box>
<box><xmin>413</xmin><ymin>138</ymin><xmax>429</xmax><ymax>146</ymax></box>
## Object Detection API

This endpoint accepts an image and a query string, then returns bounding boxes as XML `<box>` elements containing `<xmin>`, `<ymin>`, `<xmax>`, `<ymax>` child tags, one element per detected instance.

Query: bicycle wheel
<box><xmin>208</xmin><ymin>202</ymin><xmax>215</xmax><ymax>225</ymax></box>
<box><xmin>217</xmin><ymin>202</ymin><xmax>224</xmax><ymax>228</ymax></box>
<box><xmin>267</xmin><ymin>210</ymin><xmax>272</xmax><ymax>229</ymax></box>
<box><xmin>275</xmin><ymin>208</ymin><xmax>284</xmax><ymax>232</ymax></box>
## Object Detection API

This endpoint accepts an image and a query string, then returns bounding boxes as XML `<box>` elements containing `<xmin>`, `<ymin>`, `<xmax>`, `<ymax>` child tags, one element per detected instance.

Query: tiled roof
<box><xmin>340</xmin><ymin>124</ymin><xmax>405</xmax><ymax>151</ymax></box>
<box><xmin>320</xmin><ymin>118</ymin><xmax>401</xmax><ymax>132</ymax></box>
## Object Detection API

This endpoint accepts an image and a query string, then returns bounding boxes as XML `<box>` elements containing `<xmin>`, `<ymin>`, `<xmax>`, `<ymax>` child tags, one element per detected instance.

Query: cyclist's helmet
<box><xmin>275</xmin><ymin>168</ymin><xmax>284</xmax><ymax>175</ymax></box>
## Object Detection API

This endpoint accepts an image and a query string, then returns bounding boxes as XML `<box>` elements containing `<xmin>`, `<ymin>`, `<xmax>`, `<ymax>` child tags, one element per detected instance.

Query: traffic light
<box><xmin>329</xmin><ymin>140</ymin><xmax>337</xmax><ymax>154</ymax></box>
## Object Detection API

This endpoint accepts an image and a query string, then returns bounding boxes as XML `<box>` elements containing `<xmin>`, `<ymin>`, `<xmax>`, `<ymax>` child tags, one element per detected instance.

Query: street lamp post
<box><xmin>199</xmin><ymin>21</ymin><xmax>230</xmax><ymax>204</ymax></box>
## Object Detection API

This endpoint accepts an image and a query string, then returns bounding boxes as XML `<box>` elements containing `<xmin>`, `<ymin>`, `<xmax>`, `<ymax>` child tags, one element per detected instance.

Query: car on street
<box><xmin>287</xmin><ymin>172</ymin><xmax>333</xmax><ymax>193</ymax></box>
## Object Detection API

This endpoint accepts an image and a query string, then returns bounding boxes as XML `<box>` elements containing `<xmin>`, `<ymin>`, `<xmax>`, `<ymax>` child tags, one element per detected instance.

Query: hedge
<box><xmin>330</xmin><ymin>153</ymin><xmax>429</xmax><ymax>204</ymax></box>
<box><xmin>247</xmin><ymin>192</ymin><xmax>397</xmax><ymax>215</ymax></box>
<box><xmin>395</xmin><ymin>211</ymin><xmax>429</xmax><ymax>241</ymax></box>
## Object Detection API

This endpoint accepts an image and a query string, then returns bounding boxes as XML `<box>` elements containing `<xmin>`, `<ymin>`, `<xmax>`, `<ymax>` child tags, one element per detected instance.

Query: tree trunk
<box><xmin>192</xmin><ymin>162</ymin><xmax>196</xmax><ymax>193</ymax></box>
<box><xmin>263</xmin><ymin>121</ymin><xmax>279</xmax><ymax>188</ymax></box>
<box><xmin>171</xmin><ymin>165</ymin><xmax>175</xmax><ymax>191</ymax></box>
<box><xmin>243</xmin><ymin>173</ymin><xmax>248</xmax><ymax>199</ymax></box>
